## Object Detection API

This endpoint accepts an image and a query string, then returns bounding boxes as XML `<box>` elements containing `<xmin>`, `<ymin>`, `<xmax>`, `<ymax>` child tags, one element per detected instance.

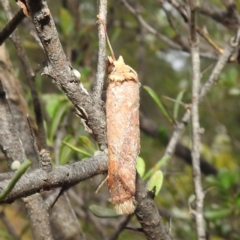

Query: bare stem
<box><xmin>0</xmin><ymin>9</ymin><xmax>25</xmax><ymax>45</ymax></box>
<box><xmin>189</xmin><ymin>1</ymin><xmax>206</xmax><ymax>239</ymax></box>
<box><xmin>93</xmin><ymin>0</ymin><xmax>108</xmax><ymax>100</ymax></box>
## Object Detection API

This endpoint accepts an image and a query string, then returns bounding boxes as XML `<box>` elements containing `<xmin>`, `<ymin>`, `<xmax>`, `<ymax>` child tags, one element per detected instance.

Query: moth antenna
<box><xmin>97</xmin><ymin>15</ymin><xmax>116</xmax><ymax>61</ymax></box>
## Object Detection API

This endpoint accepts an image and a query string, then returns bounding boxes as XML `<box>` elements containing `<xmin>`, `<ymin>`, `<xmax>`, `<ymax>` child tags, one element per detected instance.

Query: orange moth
<box><xmin>97</xmin><ymin>16</ymin><xmax>140</xmax><ymax>214</ymax></box>
<box><xmin>106</xmin><ymin>56</ymin><xmax>140</xmax><ymax>214</ymax></box>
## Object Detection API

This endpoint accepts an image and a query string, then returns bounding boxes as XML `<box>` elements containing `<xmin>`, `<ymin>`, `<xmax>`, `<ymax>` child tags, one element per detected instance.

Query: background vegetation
<box><xmin>0</xmin><ymin>0</ymin><xmax>240</xmax><ymax>239</ymax></box>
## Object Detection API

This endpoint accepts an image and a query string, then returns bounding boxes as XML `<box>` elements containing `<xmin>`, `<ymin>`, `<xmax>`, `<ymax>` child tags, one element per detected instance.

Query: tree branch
<box><xmin>135</xmin><ymin>174</ymin><xmax>167</xmax><ymax>240</ymax></box>
<box><xmin>93</xmin><ymin>0</ymin><xmax>107</xmax><ymax>101</ymax></box>
<box><xmin>140</xmin><ymin>113</ymin><xmax>218</xmax><ymax>175</ymax></box>
<box><xmin>122</xmin><ymin>0</ymin><xmax>218</xmax><ymax>60</ymax></box>
<box><xmin>0</xmin><ymin>153</ymin><xmax>108</xmax><ymax>203</ymax></box>
<box><xmin>198</xmin><ymin>1</ymin><xmax>239</xmax><ymax>30</ymax></box>
<box><xmin>0</xmin><ymin>79</ymin><xmax>53</xmax><ymax>239</ymax></box>
<box><xmin>0</xmin><ymin>80</ymin><xmax>26</xmax><ymax>168</ymax></box>
<box><xmin>0</xmin><ymin>0</ymin><xmax>47</xmax><ymax>151</ymax></box>
<box><xmin>0</xmin><ymin>9</ymin><xmax>25</xmax><ymax>45</ymax></box>
<box><xmin>25</xmin><ymin>0</ymin><xmax>107</xmax><ymax>150</ymax></box>
<box><xmin>189</xmin><ymin>1</ymin><xmax>205</xmax><ymax>239</ymax></box>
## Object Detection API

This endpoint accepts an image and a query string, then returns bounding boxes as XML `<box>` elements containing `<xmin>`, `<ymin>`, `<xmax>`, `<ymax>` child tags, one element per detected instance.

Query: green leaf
<box><xmin>136</xmin><ymin>157</ymin><xmax>145</xmax><ymax>177</ymax></box>
<box><xmin>78</xmin><ymin>136</ymin><xmax>96</xmax><ymax>152</ymax></box>
<box><xmin>89</xmin><ymin>205</ymin><xmax>120</xmax><ymax>218</ymax></box>
<box><xmin>0</xmin><ymin>229</ymin><xmax>15</xmax><ymax>240</ymax></box>
<box><xmin>143</xmin><ymin>86</ymin><xmax>172</xmax><ymax>122</ymax></box>
<box><xmin>143</xmin><ymin>155</ymin><xmax>170</xmax><ymax>180</ymax></box>
<box><xmin>62</xmin><ymin>141</ymin><xmax>92</xmax><ymax>157</ymax></box>
<box><xmin>147</xmin><ymin>170</ymin><xmax>163</xmax><ymax>196</ymax></box>
<box><xmin>42</xmin><ymin>94</ymin><xmax>67</xmax><ymax>119</ymax></box>
<box><xmin>217</xmin><ymin>170</ymin><xmax>238</xmax><ymax>190</ymax></box>
<box><xmin>59</xmin><ymin>8</ymin><xmax>74</xmax><ymax>37</ymax></box>
<box><xmin>204</xmin><ymin>208</ymin><xmax>232</xmax><ymax>220</ymax></box>
<box><xmin>188</xmin><ymin>194</ymin><xmax>196</xmax><ymax>206</ymax></box>
<box><xmin>60</xmin><ymin>135</ymin><xmax>75</xmax><ymax>165</ymax></box>
<box><xmin>49</xmin><ymin>100</ymin><xmax>71</xmax><ymax>142</ymax></box>
<box><xmin>173</xmin><ymin>90</ymin><xmax>185</xmax><ymax>119</ymax></box>
<box><xmin>0</xmin><ymin>160</ymin><xmax>31</xmax><ymax>200</ymax></box>
<box><xmin>158</xmin><ymin>125</ymin><xmax>168</xmax><ymax>145</ymax></box>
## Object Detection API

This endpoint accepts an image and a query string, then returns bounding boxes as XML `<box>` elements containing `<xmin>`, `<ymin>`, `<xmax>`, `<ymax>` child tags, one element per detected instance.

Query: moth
<box><xmin>106</xmin><ymin>55</ymin><xmax>140</xmax><ymax>214</ymax></box>
<box><xmin>96</xmin><ymin>15</ymin><xmax>140</xmax><ymax>214</ymax></box>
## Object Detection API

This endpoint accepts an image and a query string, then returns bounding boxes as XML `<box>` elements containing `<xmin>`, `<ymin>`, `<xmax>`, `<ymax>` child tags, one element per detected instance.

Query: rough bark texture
<box><xmin>23</xmin><ymin>193</ymin><xmax>53</xmax><ymax>240</ymax></box>
<box><xmin>0</xmin><ymin>80</ymin><xmax>26</xmax><ymax>168</ymax></box>
<box><xmin>0</xmin><ymin>153</ymin><xmax>108</xmax><ymax>203</ymax></box>
<box><xmin>107</xmin><ymin>56</ymin><xmax>140</xmax><ymax>214</ymax></box>
<box><xmin>0</xmin><ymin>46</ymin><xmax>39</xmax><ymax>168</ymax></box>
<box><xmin>135</xmin><ymin>175</ymin><xmax>167</xmax><ymax>240</ymax></box>
<box><xmin>25</xmin><ymin>0</ymin><xmax>107</xmax><ymax>150</ymax></box>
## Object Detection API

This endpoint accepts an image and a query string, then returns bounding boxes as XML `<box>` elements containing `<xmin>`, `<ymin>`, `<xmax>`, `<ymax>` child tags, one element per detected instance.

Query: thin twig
<box><xmin>198</xmin><ymin>1</ymin><xmax>239</xmax><ymax>30</ymax></box>
<box><xmin>122</xmin><ymin>0</ymin><xmax>218</xmax><ymax>60</ymax></box>
<box><xmin>188</xmin><ymin>1</ymin><xmax>206</xmax><ymax>239</ymax></box>
<box><xmin>93</xmin><ymin>0</ymin><xmax>108</xmax><ymax>100</ymax></box>
<box><xmin>121</xmin><ymin>0</ymin><xmax>181</xmax><ymax>50</ymax></box>
<box><xmin>162</xmin><ymin>26</ymin><xmax>240</xmax><ymax>162</ymax></box>
<box><xmin>108</xmin><ymin>215</ymin><xmax>132</xmax><ymax>240</ymax></box>
<box><xmin>68</xmin><ymin>189</ymin><xmax>107</xmax><ymax>239</ymax></box>
<box><xmin>0</xmin><ymin>211</ymin><xmax>19</xmax><ymax>239</ymax></box>
<box><xmin>165</xmin><ymin>0</ymin><xmax>223</xmax><ymax>54</ymax></box>
<box><xmin>0</xmin><ymin>9</ymin><xmax>25</xmax><ymax>45</ymax></box>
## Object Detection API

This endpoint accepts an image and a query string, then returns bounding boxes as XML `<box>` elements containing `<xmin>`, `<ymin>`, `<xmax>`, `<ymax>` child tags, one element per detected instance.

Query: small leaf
<box><xmin>217</xmin><ymin>170</ymin><xmax>238</xmax><ymax>190</ymax></box>
<box><xmin>204</xmin><ymin>208</ymin><xmax>232</xmax><ymax>220</ymax></box>
<box><xmin>147</xmin><ymin>170</ymin><xmax>163</xmax><ymax>196</ymax></box>
<box><xmin>143</xmin><ymin>86</ymin><xmax>172</xmax><ymax>122</ymax></box>
<box><xmin>89</xmin><ymin>205</ymin><xmax>119</xmax><ymax>218</ymax></box>
<box><xmin>78</xmin><ymin>136</ymin><xmax>96</xmax><ymax>152</ymax></box>
<box><xmin>60</xmin><ymin>135</ymin><xmax>75</xmax><ymax>165</ymax></box>
<box><xmin>173</xmin><ymin>90</ymin><xmax>185</xmax><ymax>119</ymax></box>
<box><xmin>158</xmin><ymin>125</ymin><xmax>168</xmax><ymax>145</ymax></box>
<box><xmin>49</xmin><ymin>100</ymin><xmax>71</xmax><ymax>142</ymax></box>
<box><xmin>136</xmin><ymin>157</ymin><xmax>145</xmax><ymax>177</ymax></box>
<box><xmin>143</xmin><ymin>155</ymin><xmax>170</xmax><ymax>180</ymax></box>
<box><xmin>188</xmin><ymin>194</ymin><xmax>195</xmax><ymax>211</ymax></box>
<box><xmin>59</xmin><ymin>8</ymin><xmax>74</xmax><ymax>37</ymax></box>
<box><xmin>42</xmin><ymin>94</ymin><xmax>66</xmax><ymax>119</ymax></box>
<box><xmin>0</xmin><ymin>160</ymin><xmax>31</xmax><ymax>200</ymax></box>
<box><xmin>62</xmin><ymin>141</ymin><xmax>92</xmax><ymax>157</ymax></box>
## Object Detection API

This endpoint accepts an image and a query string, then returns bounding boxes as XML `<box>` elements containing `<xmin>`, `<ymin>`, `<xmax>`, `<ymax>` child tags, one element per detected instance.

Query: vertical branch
<box><xmin>0</xmin><ymin>80</ymin><xmax>26</xmax><ymax>168</ymax></box>
<box><xmin>0</xmin><ymin>79</ymin><xmax>53</xmax><ymax>240</ymax></box>
<box><xmin>93</xmin><ymin>0</ymin><xmax>108</xmax><ymax>100</ymax></box>
<box><xmin>22</xmin><ymin>193</ymin><xmax>53</xmax><ymax>240</ymax></box>
<box><xmin>24</xmin><ymin>0</ymin><xmax>107</xmax><ymax>150</ymax></box>
<box><xmin>189</xmin><ymin>1</ymin><xmax>206</xmax><ymax>239</ymax></box>
<box><xmin>0</xmin><ymin>0</ymin><xmax>47</xmax><ymax>150</ymax></box>
<box><xmin>135</xmin><ymin>175</ymin><xmax>167</xmax><ymax>240</ymax></box>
